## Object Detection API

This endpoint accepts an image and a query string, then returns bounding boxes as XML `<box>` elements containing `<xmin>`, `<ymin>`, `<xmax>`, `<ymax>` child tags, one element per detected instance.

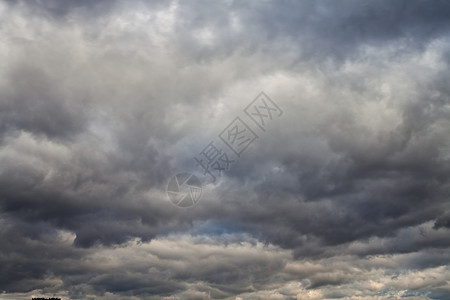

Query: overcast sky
<box><xmin>1</xmin><ymin>0</ymin><xmax>450</xmax><ymax>299</ymax></box>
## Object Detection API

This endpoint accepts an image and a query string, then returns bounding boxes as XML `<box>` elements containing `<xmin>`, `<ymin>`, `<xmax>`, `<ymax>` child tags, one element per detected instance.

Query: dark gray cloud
<box><xmin>0</xmin><ymin>0</ymin><xmax>450</xmax><ymax>299</ymax></box>
<box><xmin>3</xmin><ymin>0</ymin><xmax>117</xmax><ymax>18</ymax></box>
<box><xmin>171</xmin><ymin>0</ymin><xmax>450</xmax><ymax>62</ymax></box>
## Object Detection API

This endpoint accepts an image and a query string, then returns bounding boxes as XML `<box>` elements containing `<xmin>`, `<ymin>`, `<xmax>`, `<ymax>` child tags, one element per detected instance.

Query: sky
<box><xmin>0</xmin><ymin>0</ymin><xmax>450</xmax><ymax>299</ymax></box>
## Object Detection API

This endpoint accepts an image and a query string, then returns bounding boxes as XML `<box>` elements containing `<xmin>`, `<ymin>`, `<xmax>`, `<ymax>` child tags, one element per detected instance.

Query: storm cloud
<box><xmin>0</xmin><ymin>0</ymin><xmax>450</xmax><ymax>299</ymax></box>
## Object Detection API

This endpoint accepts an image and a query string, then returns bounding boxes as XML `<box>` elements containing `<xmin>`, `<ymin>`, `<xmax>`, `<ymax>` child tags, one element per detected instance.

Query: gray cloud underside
<box><xmin>1</xmin><ymin>0</ymin><xmax>450</xmax><ymax>299</ymax></box>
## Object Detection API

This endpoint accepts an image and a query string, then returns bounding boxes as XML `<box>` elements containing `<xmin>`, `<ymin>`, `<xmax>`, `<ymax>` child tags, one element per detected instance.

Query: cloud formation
<box><xmin>0</xmin><ymin>0</ymin><xmax>450</xmax><ymax>299</ymax></box>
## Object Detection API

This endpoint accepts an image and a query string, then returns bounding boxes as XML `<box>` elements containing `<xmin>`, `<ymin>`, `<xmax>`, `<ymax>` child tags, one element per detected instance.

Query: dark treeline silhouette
<box><xmin>32</xmin><ymin>298</ymin><xmax>61</xmax><ymax>300</ymax></box>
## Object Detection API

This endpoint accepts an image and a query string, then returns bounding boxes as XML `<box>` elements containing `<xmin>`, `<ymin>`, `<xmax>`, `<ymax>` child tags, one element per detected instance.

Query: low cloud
<box><xmin>0</xmin><ymin>0</ymin><xmax>449</xmax><ymax>299</ymax></box>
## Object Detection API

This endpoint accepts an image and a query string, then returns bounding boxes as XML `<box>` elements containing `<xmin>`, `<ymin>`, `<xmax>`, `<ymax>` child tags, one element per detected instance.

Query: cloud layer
<box><xmin>1</xmin><ymin>0</ymin><xmax>450</xmax><ymax>299</ymax></box>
